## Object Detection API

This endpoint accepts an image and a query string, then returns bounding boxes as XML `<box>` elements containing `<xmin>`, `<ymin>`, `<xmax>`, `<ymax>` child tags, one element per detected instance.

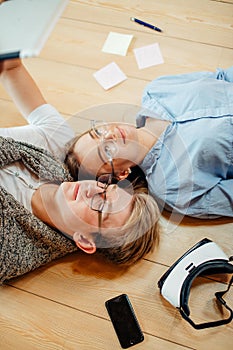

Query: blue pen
<box><xmin>130</xmin><ymin>17</ymin><xmax>162</xmax><ymax>33</ymax></box>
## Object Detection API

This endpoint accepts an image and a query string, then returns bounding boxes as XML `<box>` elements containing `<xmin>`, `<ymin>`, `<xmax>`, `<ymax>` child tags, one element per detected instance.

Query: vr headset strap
<box><xmin>180</xmin><ymin>274</ymin><xmax>233</xmax><ymax>330</ymax></box>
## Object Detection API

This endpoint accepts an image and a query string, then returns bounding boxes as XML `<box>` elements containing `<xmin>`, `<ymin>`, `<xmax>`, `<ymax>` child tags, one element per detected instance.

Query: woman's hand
<box><xmin>0</xmin><ymin>58</ymin><xmax>22</xmax><ymax>75</ymax></box>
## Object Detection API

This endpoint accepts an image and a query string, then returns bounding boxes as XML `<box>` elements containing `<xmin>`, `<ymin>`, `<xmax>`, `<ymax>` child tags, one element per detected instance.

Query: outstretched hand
<box><xmin>0</xmin><ymin>58</ymin><xmax>22</xmax><ymax>75</ymax></box>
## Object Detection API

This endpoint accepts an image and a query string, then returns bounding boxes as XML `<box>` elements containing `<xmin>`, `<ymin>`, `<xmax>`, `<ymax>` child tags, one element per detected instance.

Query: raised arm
<box><xmin>0</xmin><ymin>59</ymin><xmax>46</xmax><ymax>117</ymax></box>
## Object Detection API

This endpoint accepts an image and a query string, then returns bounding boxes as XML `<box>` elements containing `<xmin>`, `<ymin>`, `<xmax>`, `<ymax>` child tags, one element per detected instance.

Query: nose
<box><xmin>105</xmin><ymin>184</ymin><xmax>119</xmax><ymax>202</ymax></box>
<box><xmin>104</xmin><ymin>128</ymin><xmax>117</xmax><ymax>141</ymax></box>
<box><xmin>86</xmin><ymin>182</ymin><xmax>104</xmax><ymax>198</ymax></box>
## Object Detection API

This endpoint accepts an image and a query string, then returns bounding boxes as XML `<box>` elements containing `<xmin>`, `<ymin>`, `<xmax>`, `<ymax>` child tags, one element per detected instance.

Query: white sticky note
<box><xmin>102</xmin><ymin>32</ymin><xmax>133</xmax><ymax>56</ymax></box>
<box><xmin>133</xmin><ymin>43</ymin><xmax>164</xmax><ymax>69</ymax></box>
<box><xmin>93</xmin><ymin>62</ymin><xmax>127</xmax><ymax>90</ymax></box>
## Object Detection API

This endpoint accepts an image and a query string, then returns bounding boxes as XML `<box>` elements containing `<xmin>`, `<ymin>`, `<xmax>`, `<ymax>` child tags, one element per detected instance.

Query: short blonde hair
<box><xmin>95</xmin><ymin>186</ymin><xmax>161</xmax><ymax>265</ymax></box>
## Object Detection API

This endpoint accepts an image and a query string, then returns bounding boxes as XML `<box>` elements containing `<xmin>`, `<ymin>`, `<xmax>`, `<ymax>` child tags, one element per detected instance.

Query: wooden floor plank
<box><xmin>63</xmin><ymin>0</ymin><xmax>233</xmax><ymax>48</ymax></box>
<box><xmin>41</xmin><ymin>18</ymin><xmax>231</xmax><ymax>76</ymax></box>
<box><xmin>7</xmin><ymin>252</ymin><xmax>233</xmax><ymax>350</ymax></box>
<box><xmin>0</xmin><ymin>286</ymin><xmax>192</xmax><ymax>350</ymax></box>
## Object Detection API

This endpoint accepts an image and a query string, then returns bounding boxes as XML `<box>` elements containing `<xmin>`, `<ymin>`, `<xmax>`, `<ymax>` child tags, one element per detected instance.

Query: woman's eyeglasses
<box><xmin>90</xmin><ymin>120</ymin><xmax>118</xmax><ymax>183</ymax></box>
<box><xmin>91</xmin><ymin>120</ymin><xmax>118</xmax><ymax>161</ymax></box>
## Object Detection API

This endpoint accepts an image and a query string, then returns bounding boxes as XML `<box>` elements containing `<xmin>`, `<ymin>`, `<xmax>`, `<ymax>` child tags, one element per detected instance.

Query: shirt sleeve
<box><xmin>172</xmin><ymin>178</ymin><xmax>233</xmax><ymax>219</ymax></box>
<box><xmin>206</xmin><ymin>179</ymin><xmax>233</xmax><ymax>218</ymax></box>
<box><xmin>216</xmin><ymin>66</ymin><xmax>233</xmax><ymax>82</ymax></box>
<box><xmin>0</xmin><ymin>104</ymin><xmax>75</xmax><ymax>160</ymax></box>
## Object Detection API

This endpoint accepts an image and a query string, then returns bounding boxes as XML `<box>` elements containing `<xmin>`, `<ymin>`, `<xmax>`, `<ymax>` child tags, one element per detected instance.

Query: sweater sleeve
<box><xmin>0</xmin><ymin>136</ymin><xmax>21</xmax><ymax>167</ymax></box>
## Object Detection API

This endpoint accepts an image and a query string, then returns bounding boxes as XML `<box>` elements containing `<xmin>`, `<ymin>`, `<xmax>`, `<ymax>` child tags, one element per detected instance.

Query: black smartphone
<box><xmin>105</xmin><ymin>294</ymin><xmax>144</xmax><ymax>349</ymax></box>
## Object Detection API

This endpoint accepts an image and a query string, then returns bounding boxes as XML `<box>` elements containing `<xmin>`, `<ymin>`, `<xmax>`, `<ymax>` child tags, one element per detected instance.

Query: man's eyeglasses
<box><xmin>90</xmin><ymin>174</ymin><xmax>113</xmax><ymax>234</ymax></box>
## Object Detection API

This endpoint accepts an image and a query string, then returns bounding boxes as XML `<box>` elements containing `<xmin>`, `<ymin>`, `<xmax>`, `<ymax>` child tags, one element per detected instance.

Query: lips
<box><xmin>74</xmin><ymin>183</ymin><xmax>79</xmax><ymax>200</ymax></box>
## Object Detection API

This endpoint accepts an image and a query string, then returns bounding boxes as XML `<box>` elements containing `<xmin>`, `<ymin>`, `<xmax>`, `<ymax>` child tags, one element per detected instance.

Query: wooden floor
<box><xmin>0</xmin><ymin>1</ymin><xmax>233</xmax><ymax>349</ymax></box>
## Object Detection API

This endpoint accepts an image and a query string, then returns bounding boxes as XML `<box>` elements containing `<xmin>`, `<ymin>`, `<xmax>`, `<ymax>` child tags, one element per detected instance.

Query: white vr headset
<box><xmin>158</xmin><ymin>238</ymin><xmax>233</xmax><ymax>329</ymax></box>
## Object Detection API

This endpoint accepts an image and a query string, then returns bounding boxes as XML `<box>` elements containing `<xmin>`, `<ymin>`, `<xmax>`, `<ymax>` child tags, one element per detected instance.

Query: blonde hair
<box><xmin>95</xmin><ymin>186</ymin><xmax>161</xmax><ymax>266</ymax></box>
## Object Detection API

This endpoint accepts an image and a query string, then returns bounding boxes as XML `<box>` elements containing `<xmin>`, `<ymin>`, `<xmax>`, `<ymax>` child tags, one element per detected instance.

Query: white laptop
<box><xmin>0</xmin><ymin>0</ymin><xmax>68</xmax><ymax>60</ymax></box>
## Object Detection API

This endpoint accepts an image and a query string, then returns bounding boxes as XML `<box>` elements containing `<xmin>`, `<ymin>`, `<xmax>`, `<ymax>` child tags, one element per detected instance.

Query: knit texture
<box><xmin>0</xmin><ymin>137</ymin><xmax>77</xmax><ymax>284</ymax></box>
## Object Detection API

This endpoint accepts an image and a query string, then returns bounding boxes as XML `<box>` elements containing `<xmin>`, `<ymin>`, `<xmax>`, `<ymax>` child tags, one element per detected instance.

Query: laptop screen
<box><xmin>0</xmin><ymin>0</ymin><xmax>68</xmax><ymax>60</ymax></box>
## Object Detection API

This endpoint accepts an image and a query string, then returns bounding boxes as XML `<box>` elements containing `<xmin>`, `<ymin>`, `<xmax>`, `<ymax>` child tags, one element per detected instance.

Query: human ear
<box><xmin>73</xmin><ymin>232</ymin><xmax>96</xmax><ymax>254</ymax></box>
<box><xmin>117</xmin><ymin>168</ymin><xmax>131</xmax><ymax>180</ymax></box>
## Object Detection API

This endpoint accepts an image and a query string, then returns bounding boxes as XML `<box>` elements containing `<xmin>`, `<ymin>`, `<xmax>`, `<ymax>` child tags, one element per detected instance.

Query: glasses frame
<box><xmin>90</xmin><ymin>120</ymin><xmax>117</xmax><ymax>181</ymax></box>
<box><xmin>89</xmin><ymin>120</ymin><xmax>119</xmax><ymax>234</ymax></box>
<box><xmin>90</xmin><ymin>175</ymin><xmax>112</xmax><ymax>235</ymax></box>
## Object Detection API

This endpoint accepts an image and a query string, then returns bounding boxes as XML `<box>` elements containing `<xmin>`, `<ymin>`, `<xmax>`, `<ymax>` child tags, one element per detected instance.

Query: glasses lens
<box><xmin>97</xmin><ymin>174</ymin><xmax>112</xmax><ymax>185</ymax></box>
<box><xmin>99</xmin><ymin>140</ymin><xmax>118</xmax><ymax>161</ymax></box>
<box><xmin>91</xmin><ymin>121</ymin><xmax>108</xmax><ymax>138</ymax></box>
<box><xmin>91</xmin><ymin>192</ymin><xmax>106</xmax><ymax>212</ymax></box>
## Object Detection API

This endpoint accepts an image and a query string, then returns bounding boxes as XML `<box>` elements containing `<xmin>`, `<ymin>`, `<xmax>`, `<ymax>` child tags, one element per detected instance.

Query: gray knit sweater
<box><xmin>0</xmin><ymin>136</ymin><xmax>77</xmax><ymax>285</ymax></box>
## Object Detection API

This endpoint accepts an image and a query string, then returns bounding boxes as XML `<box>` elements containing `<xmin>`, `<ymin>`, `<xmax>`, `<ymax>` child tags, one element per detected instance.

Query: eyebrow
<box><xmin>101</xmin><ymin>187</ymin><xmax>114</xmax><ymax>223</ymax></box>
<box><xmin>101</xmin><ymin>199</ymin><xmax>111</xmax><ymax>223</ymax></box>
<box><xmin>102</xmin><ymin>211</ymin><xmax>110</xmax><ymax>224</ymax></box>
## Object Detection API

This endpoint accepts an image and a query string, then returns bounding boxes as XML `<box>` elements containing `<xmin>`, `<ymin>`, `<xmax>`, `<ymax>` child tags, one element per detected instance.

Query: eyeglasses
<box><xmin>90</xmin><ymin>174</ymin><xmax>113</xmax><ymax>234</ymax></box>
<box><xmin>90</xmin><ymin>121</ymin><xmax>118</xmax><ymax>182</ymax></box>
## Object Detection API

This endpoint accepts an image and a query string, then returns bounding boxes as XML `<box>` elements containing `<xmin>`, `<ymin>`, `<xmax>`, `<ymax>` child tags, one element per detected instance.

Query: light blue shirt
<box><xmin>136</xmin><ymin>67</ymin><xmax>233</xmax><ymax>218</ymax></box>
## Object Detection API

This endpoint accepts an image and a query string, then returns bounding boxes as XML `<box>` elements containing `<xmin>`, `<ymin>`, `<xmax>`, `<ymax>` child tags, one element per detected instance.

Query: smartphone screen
<box><xmin>105</xmin><ymin>294</ymin><xmax>144</xmax><ymax>349</ymax></box>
